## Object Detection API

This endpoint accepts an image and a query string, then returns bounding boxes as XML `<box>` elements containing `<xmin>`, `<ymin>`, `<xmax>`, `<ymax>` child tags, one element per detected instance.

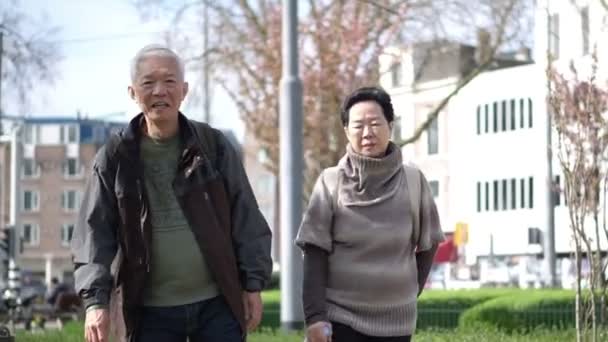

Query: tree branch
<box><xmin>397</xmin><ymin>0</ymin><xmax>518</xmax><ymax>146</ymax></box>
<box><xmin>397</xmin><ymin>59</ymin><xmax>491</xmax><ymax>146</ymax></box>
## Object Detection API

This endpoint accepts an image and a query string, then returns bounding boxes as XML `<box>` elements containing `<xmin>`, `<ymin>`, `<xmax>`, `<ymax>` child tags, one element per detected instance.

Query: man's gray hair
<box><xmin>130</xmin><ymin>44</ymin><xmax>185</xmax><ymax>82</ymax></box>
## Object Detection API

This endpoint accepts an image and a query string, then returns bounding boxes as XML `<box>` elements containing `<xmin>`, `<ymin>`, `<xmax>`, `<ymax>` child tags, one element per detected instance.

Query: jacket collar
<box><xmin>117</xmin><ymin>112</ymin><xmax>201</xmax><ymax>161</ymax></box>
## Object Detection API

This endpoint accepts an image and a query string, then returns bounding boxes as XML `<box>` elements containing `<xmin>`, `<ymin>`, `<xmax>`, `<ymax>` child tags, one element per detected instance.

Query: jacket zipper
<box><xmin>136</xmin><ymin>179</ymin><xmax>151</xmax><ymax>273</ymax></box>
<box><xmin>185</xmin><ymin>155</ymin><xmax>202</xmax><ymax>178</ymax></box>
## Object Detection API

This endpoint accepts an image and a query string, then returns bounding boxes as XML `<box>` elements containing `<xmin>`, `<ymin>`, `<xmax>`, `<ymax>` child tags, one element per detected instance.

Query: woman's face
<box><xmin>344</xmin><ymin>101</ymin><xmax>392</xmax><ymax>158</ymax></box>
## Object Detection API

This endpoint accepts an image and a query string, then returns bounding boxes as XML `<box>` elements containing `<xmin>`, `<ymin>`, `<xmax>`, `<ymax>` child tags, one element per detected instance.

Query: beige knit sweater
<box><xmin>296</xmin><ymin>143</ymin><xmax>444</xmax><ymax>336</ymax></box>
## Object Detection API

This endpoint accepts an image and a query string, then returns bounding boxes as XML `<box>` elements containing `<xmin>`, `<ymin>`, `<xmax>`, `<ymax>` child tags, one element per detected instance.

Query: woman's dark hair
<box><xmin>340</xmin><ymin>86</ymin><xmax>395</xmax><ymax>126</ymax></box>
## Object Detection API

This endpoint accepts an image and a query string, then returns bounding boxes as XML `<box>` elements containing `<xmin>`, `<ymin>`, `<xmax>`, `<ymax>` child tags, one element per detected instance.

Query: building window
<box><xmin>476</xmin><ymin>107</ymin><xmax>481</xmax><ymax>135</ymax></box>
<box><xmin>520</xmin><ymin>178</ymin><xmax>526</xmax><ymax>209</ymax></box>
<box><xmin>61</xmin><ymin>224</ymin><xmax>74</xmax><ymax>247</ymax></box>
<box><xmin>484</xmin><ymin>104</ymin><xmax>489</xmax><ymax>133</ymax></box>
<box><xmin>493</xmin><ymin>180</ymin><xmax>499</xmax><ymax>211</ymax></box>
<box><xmin>485</xmin><ymin>182</ymin><xmax>489</xmax><ymax>211</ymax></box>
<box><xmin>24</xmin><ymin>126</ymin><xmax>34</xmax><ymax>144</ymax></box>
<box><xmin>476</xmin><ymin>182</ymin><xmax>481</xmax><ymax>212</ymax></box>
<box><xmin>501</xmin><ymin>100</ymin><xmax>507</xmax><ymax>132</ymax></box>
<box><xmin>62</xmin><ymin>190</ymin><xmax>81</xmax><ymax>212</ymax></box>
<box><xmin>529</xmin><ymin>177</ymin><xmax>534</xmax><ymax>209</ymax></box>
<box><xmin>63</xmin><ymin>158</ymin><xmax>81</xmax><ymax>177</ymax></box>
<box><xmin>429</xmin><ymin>181</ymin><xmax>439</xmax><ymax>198</ymax></box>
<box><xmin>510</xmin><ymin>99</ymin><xmax>516</xmax><ymax>130</ymax></box>
<box><xmin>554</xmin><ymin>175</ymin><xmax>561</xmax><ymax>206</ymax></box>
<box><xmin>22</xmin><ymin>190</ymin><xmax>39</xmax><ymax>212</ymax></box>
<box><xmin>528</xmin><ymin>98</ymin><xmax>533</xmax><ymax>128</ymax></box>
<box><xmin>549</xmin><ymin>13</ymin><xmax>560</xmax><ymax>59</ymax></box>
<box><xmin>22</xmin><ymin>158</ymin><xmax>40</xmax><ymax>178</ymax></box>
<box><xmin>510</xmin><ymin>178</ymin><xmax>517</xmax><ymax>209</ymax></box>
<box><xmin>61</xmin><ymin>125</ymin><xmax>79</xmax><ymax>144</ymax></box>
<box><xmin>22</xmin><ymin>223</ymin><xmax>40</xmax><ymax>246</ymax></box>
<box><xmin>390</xmin><ymin>62</ymin><xmax>402</xmax><ymax>87</ymax></box>
<box><xmin>581</xmin><ymin>7</ymin><xmax>589</xmax><ymax>55</ymax></box>
<box><xmin>427</xmin><ymin>117</ymin><xmax>438</xmax><ymax>155</ymax></box>
<box><xmin>528</xmin><ymin>227</ymin><xmax>542</xmax><ymax>245</ymax></box>
<box><xmin>492</xmin><ymin>102</ymin><xmax>498</xmax><ymax>132</ymax></box>
<box><xmin>519</xmin><ymin>99</ymin><xmax>525</xmax><ymax>128</ymax></box>
<box><xmin>23</xmin><ymin>125</ymin><xmax>40</xmax><ymax>144</ymax></box>
<box><xmin>93</xmin><ymin>126</ymin><xmax>106</xmax><ymax>142</ymax></box>
<box><xmin>502</xmin><ymin>179</ymin><xmax>507</xmax><ymax>210</ymax></box>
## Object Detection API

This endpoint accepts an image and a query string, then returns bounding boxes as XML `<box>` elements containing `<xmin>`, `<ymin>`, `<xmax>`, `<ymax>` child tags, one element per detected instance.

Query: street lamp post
<box><xmin>279</xmin><ymin>0</ymin><xmax>304</xmax><ymax>331</ymax></box>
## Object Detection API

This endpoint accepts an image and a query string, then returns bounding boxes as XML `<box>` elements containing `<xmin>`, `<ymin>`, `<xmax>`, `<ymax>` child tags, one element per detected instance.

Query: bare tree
<box><xmin>396</xmin><ymin>0</ymin><xmax>531</xmax><ymax>145</ymax></box>
<box><xmin>548</xmin><ymin>50</ymin><xmax>608</xmax><ymax>342</ymax></box>
<box><xmin>0</xmin><ymin>0</ymin><xmax>62</xmax><ymax>116</ymax></box>
<box><xmin>135</xmin><ymin>0</ymin><xmax>531</xmax><ymax>199</ymax></box>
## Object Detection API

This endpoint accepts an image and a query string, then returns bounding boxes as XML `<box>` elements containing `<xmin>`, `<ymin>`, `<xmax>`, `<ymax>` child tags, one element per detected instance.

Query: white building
<box><xmin>381</xmin><ymin>1</ymin><xmax>608</xmax><ymax>287</ymax></box>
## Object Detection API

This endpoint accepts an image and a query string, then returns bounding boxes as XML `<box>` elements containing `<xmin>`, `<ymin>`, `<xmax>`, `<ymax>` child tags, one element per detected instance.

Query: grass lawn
<box><xmin>16</xmin><ymin>323</ymin><xmax>583</xmax><ymax>342</ymax></box>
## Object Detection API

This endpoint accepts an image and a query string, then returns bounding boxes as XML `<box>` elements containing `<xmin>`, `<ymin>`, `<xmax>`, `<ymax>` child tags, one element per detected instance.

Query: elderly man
<box><xmin>71</xmin><ymin>45</ymin><xmax>273</xmax><ymax>342</ymax></box>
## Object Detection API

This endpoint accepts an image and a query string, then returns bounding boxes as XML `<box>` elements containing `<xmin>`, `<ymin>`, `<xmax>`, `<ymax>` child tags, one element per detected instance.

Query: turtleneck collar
<box><xmin>338</xmin><ymin>142</ymin><xmax>404</xmax><ymax>206</ymax></box>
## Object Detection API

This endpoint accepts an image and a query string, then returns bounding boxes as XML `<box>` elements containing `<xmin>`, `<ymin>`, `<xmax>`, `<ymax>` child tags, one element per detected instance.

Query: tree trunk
<box><xmin>575</xmin><ymin>240</ymin><xmax>583</xmax><ymax>342</ymax></box>
<box><xmin>590</xmin><ymin>260</ymin><xmax>597</xmax><ymax>342</ymax></box>
<box><xmin>603</xmin><ymin>177</ymin><xmax>608</xmax><ymax>327</ymax></box>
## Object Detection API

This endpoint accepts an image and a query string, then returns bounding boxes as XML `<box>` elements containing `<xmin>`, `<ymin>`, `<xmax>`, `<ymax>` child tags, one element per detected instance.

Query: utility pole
<box><xmin>0</xmin><ymin>32</ymin><xmax>4</xmax><ymax>135</ymax></box>
<box><xmin>544</xmin><ymin>97</ymin><xmax>557</xmax><ymax>287</ymax></box>
<box><xmin>279</xmin><ymin>0</ymin><xmax>304</xmax><ymax>331</ymax></box>
<box><xmin>202</xmin><ymin>1</ymin><xmax>211</xmax><ymax>124</ymax></box>
<box><xmin>9</xmin><ymin>126</ymin><xmax>20</xmax><ymax>249</ymax></box>
<box><xmin>543</xmin><ymin>3</ymin><xmax>557</xmax><ymax>288</ymax></box>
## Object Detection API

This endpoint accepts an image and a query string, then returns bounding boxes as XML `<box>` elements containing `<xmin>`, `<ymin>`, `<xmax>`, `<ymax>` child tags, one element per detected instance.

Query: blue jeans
<box><xmin>135</xmin><ymin>296</ymin><xmax>242</xmax><ymax>342</ymax></box>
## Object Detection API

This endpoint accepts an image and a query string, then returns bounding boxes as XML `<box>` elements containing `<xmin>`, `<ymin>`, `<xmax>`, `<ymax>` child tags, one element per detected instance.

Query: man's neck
<box><xmin>143</xmin><ymin>117</ymin><xmax>179</xmax><ymax>140</ymax></box>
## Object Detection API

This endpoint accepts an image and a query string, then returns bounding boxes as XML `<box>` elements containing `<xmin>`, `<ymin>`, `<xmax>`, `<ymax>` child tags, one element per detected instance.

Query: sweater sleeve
<box><xmin>417</xmin><ymin>171</ymin><xmax>445</xmax><ymax>251</ymax></box>
<box><xmin>295</xmin><ymin>170</ymin><xmax>334</xmax><ymax>253</ymax></box>
<box><xmin>302</xmin><ymin>244</ymin><xmax>329</xmax><ymax>326</ymax></box>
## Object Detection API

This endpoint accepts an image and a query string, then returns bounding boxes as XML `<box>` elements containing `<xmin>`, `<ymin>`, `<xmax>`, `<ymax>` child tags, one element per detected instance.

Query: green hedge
<box><xmin>416</xmin><ymin>288</ymin><xmax>523</xmax><ymax>329</ymax></box>
<box><xmin>458</xmin><ymin>290</ymin><xmax>575</xmax><ymax>332</ymax></box>
<box><xmin>263</xmin><ymin>288</ymin><xmax>578</xmax><ymax>332</ymax></box>
<box><xmin>261</xmin><ymin>289</ymin><xmax>281</xmax><ymax>329</ymax></box>
<box><xmin>267</xmin><ymin>271</ymin><xmax>280</xmax><ymax>290</ymax></box>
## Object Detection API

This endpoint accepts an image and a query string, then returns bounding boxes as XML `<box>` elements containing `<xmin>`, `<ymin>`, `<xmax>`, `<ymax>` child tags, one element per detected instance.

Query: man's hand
<box><xmin>306</xmin><ymin>321</ymin><xmax>332</xmax><ymax>342</ymax></box>
<box><xmin>242</xmin><ymin>291</ymin><xmax>263</xmax><ymax>332</ymax></box>
<box><xmin>84</xmin><ymin>307</ymin><xmax>110</xmax><ymax>342</ymax></box>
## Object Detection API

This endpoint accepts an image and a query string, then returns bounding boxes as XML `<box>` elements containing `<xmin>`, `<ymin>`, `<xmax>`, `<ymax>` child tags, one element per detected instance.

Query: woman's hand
<box><xmin>306</xmin><ymin>321</ymin><xmax>332</xmax><ymax>342</ymax></box>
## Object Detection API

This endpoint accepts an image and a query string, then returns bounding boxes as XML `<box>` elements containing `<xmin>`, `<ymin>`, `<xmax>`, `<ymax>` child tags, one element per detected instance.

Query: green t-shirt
<box><xmin>140</xmin><ymin>134</ymin><xmax>219</xmax><ymax>307</ymax></box>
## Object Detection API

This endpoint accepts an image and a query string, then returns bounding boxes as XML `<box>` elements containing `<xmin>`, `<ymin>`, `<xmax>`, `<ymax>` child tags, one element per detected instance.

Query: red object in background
<box><xmin>434</xmin><ymin>237</ymin><xmax>457</xmax><ymax>263</ymax></box>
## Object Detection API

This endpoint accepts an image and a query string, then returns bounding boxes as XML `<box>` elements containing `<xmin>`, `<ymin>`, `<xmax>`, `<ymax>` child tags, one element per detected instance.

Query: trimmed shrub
<box><xmin>458</xmin><ymin>290</ymin><xmax>575</xmax><ymax>332</ymax></box>
<box><xmin>261</xmin><ymin>289</ymin><xmax>281</xmax><ymax>328</ymax></box>
<box><xmin>267</xmin><ymin>271</ymin><xmax>280</xmax><ymax>290</ymax></box>
<box><xmin>416</xmin><ymin>288</ymin><xmax>522</xmax><ymax>329</ymax></box>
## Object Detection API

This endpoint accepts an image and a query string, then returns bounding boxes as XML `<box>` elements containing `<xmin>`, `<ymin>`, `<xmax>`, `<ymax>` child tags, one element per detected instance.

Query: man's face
<box><xmin>128</xmin><ymin>55</ymin><xmax>188</xmax><ymax>123</ymax></box>
<box><xmin>344</xmin><ymin>100</ymin><xmax>392</xmax><ymax>158</ymax></box>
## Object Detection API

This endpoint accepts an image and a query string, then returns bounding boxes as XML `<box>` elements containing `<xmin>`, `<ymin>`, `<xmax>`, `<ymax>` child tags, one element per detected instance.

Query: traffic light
<box><xmin>1</xmin><ymin>227</ymin><xmax>12</xmax><ymax>283</ymax></box>
<box><xmin>0</xmin><ymin>227</ymin><xmax>15</xmax><ymax>259</ymax></box>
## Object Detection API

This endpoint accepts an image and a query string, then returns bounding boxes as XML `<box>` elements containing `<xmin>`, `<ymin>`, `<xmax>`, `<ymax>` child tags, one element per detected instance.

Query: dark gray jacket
<box><xmin>70</xmin><ymin>113</ymin><xmax>273</xmax><ymax>340</ymax></box>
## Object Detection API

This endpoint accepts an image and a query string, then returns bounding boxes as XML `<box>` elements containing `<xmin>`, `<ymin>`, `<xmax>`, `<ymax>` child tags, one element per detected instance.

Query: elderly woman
<box><xmin>296</xmin><ymin>86</ymin><xmax>444</xmax><ymax>342</ymax></box>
